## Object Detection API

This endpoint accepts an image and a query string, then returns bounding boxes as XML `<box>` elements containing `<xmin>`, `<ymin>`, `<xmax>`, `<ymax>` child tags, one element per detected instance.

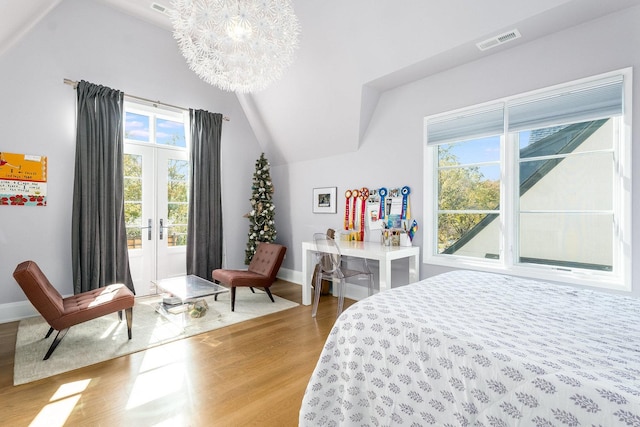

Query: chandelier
<box><xmin>170</xmin><ymin>0</ymin><xmax>301</xmax><ymax>93</ymax></box>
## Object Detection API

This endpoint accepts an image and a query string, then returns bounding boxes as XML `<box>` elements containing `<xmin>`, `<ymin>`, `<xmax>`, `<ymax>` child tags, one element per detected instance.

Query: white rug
<box><xmin>14</xmin><ymin>288</ymin><xmax>298</xmax><ymax>385</ymax></box>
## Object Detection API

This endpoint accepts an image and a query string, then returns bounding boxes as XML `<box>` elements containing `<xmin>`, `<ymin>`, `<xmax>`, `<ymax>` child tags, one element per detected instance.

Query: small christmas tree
<box><xmin>245</xmin><ymin>153</ymin><xmax>276</xmax><ymax>264</ymax></box>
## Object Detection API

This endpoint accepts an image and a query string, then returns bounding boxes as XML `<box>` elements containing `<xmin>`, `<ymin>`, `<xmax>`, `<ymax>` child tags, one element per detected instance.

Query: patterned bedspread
<box><xmin>299</xmin><ymin>270</ymin><xmax>640</xmax><ymax>426</ymax></box>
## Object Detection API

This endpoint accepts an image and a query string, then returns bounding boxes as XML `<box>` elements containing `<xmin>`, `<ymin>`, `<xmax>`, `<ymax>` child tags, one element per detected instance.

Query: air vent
<box><xmin>151</xmin><ymin>2</ymin><xmax>170</xmax><ymax>15</ymax></box>
<box><xmin>476</xmin><ymin>29</ymin><xmax>521</xmax><ymax>51</ymax></box>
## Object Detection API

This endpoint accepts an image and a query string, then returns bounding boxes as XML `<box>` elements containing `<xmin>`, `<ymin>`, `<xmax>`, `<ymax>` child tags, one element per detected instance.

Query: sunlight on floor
<box><xmin>125</xmin><ymin>341</ymin><xmax>189</xmax><ymax>410</ymax></box>
<box><xmin>29</xmin><ymin>379</ymin><xmax>91</xmax><ymax>427</ymax></box>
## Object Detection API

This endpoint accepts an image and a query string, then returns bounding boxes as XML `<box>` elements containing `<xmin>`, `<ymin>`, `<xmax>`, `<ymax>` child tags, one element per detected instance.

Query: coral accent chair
<box><xmin>212</xmin><ymin>242</ymin><xmax>287</xmax><ymax>311</ymax></box>
<box><xmin>13</xmin><ymin>260</ymin><xmax>135</xmax><ymax>360</ymax></box>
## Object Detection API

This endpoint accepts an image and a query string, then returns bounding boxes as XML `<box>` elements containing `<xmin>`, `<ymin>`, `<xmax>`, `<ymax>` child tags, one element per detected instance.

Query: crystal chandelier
<box><xmin>170</xmin><ymin>0</ymin><xmax>301</xmax><ymax>93</ymax></box>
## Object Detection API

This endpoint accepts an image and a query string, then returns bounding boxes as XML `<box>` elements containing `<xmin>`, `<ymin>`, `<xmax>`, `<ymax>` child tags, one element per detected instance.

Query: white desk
<box><xmin>301</xmin><ymin>240</ymin><xmax>420</xmax><ymax>305</ymax></box>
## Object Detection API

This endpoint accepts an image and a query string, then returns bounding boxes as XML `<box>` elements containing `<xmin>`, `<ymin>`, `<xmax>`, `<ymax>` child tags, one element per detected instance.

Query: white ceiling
<box><xmin>2</xmin><ymin>0</ymin><xmax>640</xmax><ymax>165</ymax></box>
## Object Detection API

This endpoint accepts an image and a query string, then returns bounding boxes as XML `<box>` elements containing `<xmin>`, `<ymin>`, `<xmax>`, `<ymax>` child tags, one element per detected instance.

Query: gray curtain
<box><xmin>72</xmin><ymin>80</ymin><xmax>134</xmax><ymax>294</ymax></box>
<box><xmin>187</xmin><ymin>109</ymin><xmax>223</xmax><ymax>279</ymax></box>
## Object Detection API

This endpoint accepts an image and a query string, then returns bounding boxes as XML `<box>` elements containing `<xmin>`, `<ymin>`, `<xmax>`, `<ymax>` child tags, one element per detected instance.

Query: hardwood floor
<box><xmin>0</xmin><ymin>281</ymin><xmax>353</xmax><ymax>426</ymax></box>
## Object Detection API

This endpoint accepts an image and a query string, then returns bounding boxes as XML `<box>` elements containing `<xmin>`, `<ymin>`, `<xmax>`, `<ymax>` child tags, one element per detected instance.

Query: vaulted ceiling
<box><xmin>2</xmin><ymin>0</ymin><xmax>639</xmax><ymax>165</ymax></box>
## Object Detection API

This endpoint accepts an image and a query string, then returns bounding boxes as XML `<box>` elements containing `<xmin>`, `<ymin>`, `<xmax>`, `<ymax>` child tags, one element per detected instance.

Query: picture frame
<box><xmin>313</xmin><ymin>187</ymin><xmax>337</xmax><ymax>214</ymax></box>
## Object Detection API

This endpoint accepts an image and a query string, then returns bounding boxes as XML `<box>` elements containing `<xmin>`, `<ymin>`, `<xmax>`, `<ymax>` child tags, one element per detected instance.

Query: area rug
<box><xmin>14</xmin><ymin>288</ymin><xmax>298</xmax><ymax>385</ymax></box>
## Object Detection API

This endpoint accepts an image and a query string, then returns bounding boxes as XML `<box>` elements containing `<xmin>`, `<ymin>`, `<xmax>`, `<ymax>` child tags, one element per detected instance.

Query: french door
<box><xmin>124</xmin><ymin>144</ymin><xmax>189</xmax><ymax>295</ymax></box>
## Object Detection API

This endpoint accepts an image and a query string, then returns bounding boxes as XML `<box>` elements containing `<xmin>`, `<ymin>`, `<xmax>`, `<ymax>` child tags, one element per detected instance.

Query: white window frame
<box><xmin>423</xmin><ymin>68</ymin><xmax>632</xmax><ymax>292</ymax></box>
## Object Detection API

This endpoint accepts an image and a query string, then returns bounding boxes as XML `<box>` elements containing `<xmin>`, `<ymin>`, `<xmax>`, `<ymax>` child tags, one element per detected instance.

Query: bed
<box><xmin>299</xmin><ymin>270</ymin><xmax>640</xmax><ymax>426</ymax></box>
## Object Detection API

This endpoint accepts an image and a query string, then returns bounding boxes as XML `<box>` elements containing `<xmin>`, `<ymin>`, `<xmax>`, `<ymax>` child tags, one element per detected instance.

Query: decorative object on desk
<box><xmin>312</xmin><ymin>186</ymin><xmax>337</xmax><ymax>214</ymax></box>
<box><xmin>169</xmin><ymin>0</ymin><xmax>300</xmax><ymax>93</ymax></box>
<box><xmin>245</xmin><ymin>153</ymin><xmax>276</xmax><ymax>264</ymax></box>
<box><xmin>408</xmin><ymin>219</ymin><xmax>418</xmax><ymax>241</ymax></box>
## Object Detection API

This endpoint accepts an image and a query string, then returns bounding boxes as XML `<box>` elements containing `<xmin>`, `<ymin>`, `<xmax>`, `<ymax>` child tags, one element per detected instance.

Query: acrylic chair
<box><xmin>311</xmin><ymin>233</ymin><xmax>374</xmax><ymax>318</ymax></box>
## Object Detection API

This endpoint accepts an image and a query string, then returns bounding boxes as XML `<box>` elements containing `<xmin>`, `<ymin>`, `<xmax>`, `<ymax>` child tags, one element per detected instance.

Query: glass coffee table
<box><xmin>153</xmin><ymin>275</ymin><xmax>229</xmax><ymax>328</ymax></box>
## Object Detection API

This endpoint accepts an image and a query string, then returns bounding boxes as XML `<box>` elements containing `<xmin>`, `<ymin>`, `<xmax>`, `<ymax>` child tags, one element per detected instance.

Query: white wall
<box><xmin>275</xmin><ymin>6</ymin><xmax>640</xmax><ymax>297</ymax></box>
<box><xmin>0</xmin><ymin>0</ymin><xmax>262</xmax><ymax>320</ymax></box>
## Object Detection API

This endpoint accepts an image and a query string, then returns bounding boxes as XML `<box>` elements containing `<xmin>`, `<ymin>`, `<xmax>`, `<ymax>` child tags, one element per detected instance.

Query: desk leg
<box><xmin>379</xmin><ymin>260</ymin><xmax>392</xmax><ymax>293</ymax></box>
<box><xmin>409</xmin><ymin>253</ymin><xmax>420</xmax><ymax>284</ymax></box>
<box><xmin>302</xmin><ymin>247</ymin><xmax>312</xmax><ymax>305</ymax></box>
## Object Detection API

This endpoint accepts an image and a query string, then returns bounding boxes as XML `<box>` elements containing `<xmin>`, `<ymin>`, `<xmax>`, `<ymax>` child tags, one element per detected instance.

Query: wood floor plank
<box><xmin>0</xmin><ymin>280</ymin><xmax>353</xmax><ymax>426</ymax></box>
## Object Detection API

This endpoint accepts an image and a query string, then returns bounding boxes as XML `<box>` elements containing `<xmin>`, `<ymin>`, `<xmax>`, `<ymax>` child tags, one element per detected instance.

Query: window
<box><xmin>424</xmin><ymin>69</ymin><xmax>631</xmax><ymax>291</ymax></box>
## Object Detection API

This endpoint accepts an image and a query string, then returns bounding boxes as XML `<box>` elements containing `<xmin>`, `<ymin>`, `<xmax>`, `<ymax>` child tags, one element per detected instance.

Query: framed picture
<box><xmin>313</xmin><ymin>187</ymin><xmax>337</xmax><ymax>214</ymax></box>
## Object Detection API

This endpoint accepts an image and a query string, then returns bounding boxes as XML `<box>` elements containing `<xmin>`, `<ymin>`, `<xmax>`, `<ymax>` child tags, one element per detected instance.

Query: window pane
<box><xmin>438</xmin><ymin>135</ymin><xmax>501</xmax><ymax>166</ymax></box>
<box><xmin>166</xmin><ymin>158</ymin><xmax>188</xmax><ymax>247</ymax></box>
<box><xmin>168</xmin><ymin>203</ymin><xmax>188</xmax><ymax>224</ymax></box>
<box><xmin>519</xmin><ymin>213</ymin><xmax>612</xmax><ymax>271</ymax></box>
<box><xmin>438</xmin><ymin>165</ymin><xmax>500</xmax><ymax>210</ymax></box>
<box><xmin>157</xmin><ymin>118</ymin><xmax>186</xmax><ymax>147</ymax></box>
<box><xmin>123</xmin><ymin>153</ymin><xmax>143</xmax><ymax>250</ymax></box>
<box><xmin>438</xmin><ymin>213</ymin><xmax>499</xmax><ymax>258</ymax></box>
<box><xmin>125</xmin><ymin>112</ymin><xmax>150</xmax><ymax>142</ymax></box>
<box><xmin>168</xmin><ymin>159</ymin><xmax>189</xmax><ymax>180</ymax></box>
<box><xmin>519</xmin><ymin>152</ymin><xmax>613</xmax><ymax>211</ymax></box>
<box><xmin>167</xmin><ymin>225</ymin><xmax>188</xmax><ymax>247</ymax></box>
<box><xmin>519</xmin><ymin>119</ymin><xmax>612</xmax><ymax>157</ymax></box>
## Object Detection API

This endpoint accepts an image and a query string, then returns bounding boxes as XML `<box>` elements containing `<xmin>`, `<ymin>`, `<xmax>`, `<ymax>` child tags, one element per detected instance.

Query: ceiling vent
<box><xmin>150</xmin><ymin>2</ymin><xmax>170</xmax><ymax>15</ymax></box>
<box><xmin>476</xmin><ymin>29</ymin><xmax>521</xmax><ymax>51</ymax></box>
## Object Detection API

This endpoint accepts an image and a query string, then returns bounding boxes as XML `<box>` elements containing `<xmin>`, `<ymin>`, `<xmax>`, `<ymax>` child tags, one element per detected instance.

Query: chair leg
<box><xmin>264</xmin><ymin>287</ymin><xmax>275</xmax><ymax>303</ymax></box>
<box><xmin>311</xmin><ymin>265</ymin><xmax>323</xmax><ymax>318</ymax></box>
<box><xmin>336</xmin><ymin>278</ymin><xmax>345</xmax><ymax>318</ymax></box>
<box><xmin>231</xmin><ymin>287</ymin><xmax>236</xmax><ymax>312</ymax></box>
<box><xmin>125</xmin><ymin>307</ymin><xmax>133</xmax><ymax>340</ymax></box>
<box><xmin>249</xmin><ymin>287</ymin><xmax>256</xmax><ymax>293</ymax></box>
<box><xmin>45</xmin><ymin>327</ymin><xmax>54</xmax><ymax>338</ymax></box>
<box><xmin>44</xmin><ymin>328</ymin><xmax>69</xmax><ymax>360</ymax></box>
<box><xmin>118</xmin><ymin>310</ymin><xmax>123</xmax><ymax>322</ymax></box>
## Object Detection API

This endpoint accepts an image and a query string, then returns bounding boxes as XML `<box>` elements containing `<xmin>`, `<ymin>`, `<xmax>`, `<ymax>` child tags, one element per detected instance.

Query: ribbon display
<box><xmin>359</xmin><ymin>188</ymin><xmax>369</xmax><ymax>241</ymax></box>
<box><xmin>401</xmin><ymin>186</ymin><xmax>410</xmax><ymax>219</ymax></box>
<box><xmin>344</xmin><ymin>190</ymin><xmax>352</xmax><ymax>230</ymax></box>
<box><xmin>378</xmin><ymin>187</ymin><xmax>387</xmax><ymax>221</ymax></box>
<box><xmin>350</xmin><ymin>189</ymin><xmax>359</xmax><ymax>230</ymax></box>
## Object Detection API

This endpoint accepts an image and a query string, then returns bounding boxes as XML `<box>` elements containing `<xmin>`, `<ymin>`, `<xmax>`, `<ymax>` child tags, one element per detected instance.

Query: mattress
<box><xmin>299</xmin><ymin>270</ymin><xmax>640</xmax><ymax>426</ymax></box>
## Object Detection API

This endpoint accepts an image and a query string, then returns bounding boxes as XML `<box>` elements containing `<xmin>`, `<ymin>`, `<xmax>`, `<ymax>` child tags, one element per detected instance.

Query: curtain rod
<box><xmin>63</xmin><ymin>78</ymin><xmax>230</xmax><ymax>121</ymax></box>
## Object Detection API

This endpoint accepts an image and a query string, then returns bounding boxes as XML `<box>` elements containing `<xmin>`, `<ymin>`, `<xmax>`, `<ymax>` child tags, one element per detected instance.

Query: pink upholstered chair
<box><xmin>13</xmin><ymin>260</ymin><xmax>135</xmax><ymax>360</ymax></box>
<box><xmin>212</xmin><ymin>242</ymin><xmax>287</xmax><ymax>311</ymax></box>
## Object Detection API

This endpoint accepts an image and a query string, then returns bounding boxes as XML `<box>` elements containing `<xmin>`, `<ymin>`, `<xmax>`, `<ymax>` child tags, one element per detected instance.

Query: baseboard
<box><xmin>0</xmin><ymin>300</ymin><xmax>38</xmax><ymax>324</ymax></box>
<box><xmin>277</xmin><ymin>267</ymin><xmax>302</xmax><ymax>285</ymax></box>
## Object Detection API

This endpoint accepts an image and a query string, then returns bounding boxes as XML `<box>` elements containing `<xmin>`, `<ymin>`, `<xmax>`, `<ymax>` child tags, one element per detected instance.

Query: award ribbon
<box><xmin>401</xmin><ymin>186</ymin><xmax>411</xmax><ymax>219</ymax></box>
<box><xmin>378</xmin><ymin>187</ymin><xmax>388</xmax><ymax>220</ymax></box>
<box><xmin>350</xmin><ymin>189</ymin><xmax>359</xmax><ymax>229</ymax></box>
<box><xmin>359</xmin><ymin>187</ymin><xmax>369</xmax><ymax>241</ymax></box>
<box><xmin>344</xmin><ymin>190</ymin><xmax>352</xmax><ymax>230</ymax></box>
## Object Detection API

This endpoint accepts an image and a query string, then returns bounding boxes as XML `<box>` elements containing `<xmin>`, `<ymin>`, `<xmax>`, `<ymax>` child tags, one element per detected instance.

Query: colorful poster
<box><xmin>0</xmin><ymin>152</ymin><xmax>47</xmax><ymax>206</ymax></box>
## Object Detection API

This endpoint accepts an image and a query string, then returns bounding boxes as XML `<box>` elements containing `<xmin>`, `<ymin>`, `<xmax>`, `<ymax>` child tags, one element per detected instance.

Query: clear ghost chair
<box><xmin>311</xmin><ymin>232</ymin><xmax>374</xmax><ymax>318</ymax></box>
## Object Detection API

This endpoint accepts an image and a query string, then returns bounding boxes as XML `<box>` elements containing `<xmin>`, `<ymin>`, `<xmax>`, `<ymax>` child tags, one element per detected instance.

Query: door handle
<box><xmin>159</xmin><ymin>218</ymin><xmax>170</xmax><ymax>240</ymax></box>
<box><xmin>140</xmin><ymin>218</ymin><xmax>152</xmax><ymax>240</ymax></box>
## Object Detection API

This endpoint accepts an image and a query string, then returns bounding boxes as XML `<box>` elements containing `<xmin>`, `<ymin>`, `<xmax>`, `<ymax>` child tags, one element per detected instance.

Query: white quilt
<box><xmin>299</xmin><ymin>270</ymin><xmax>640</xmax><ymax>426</ymax></box>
